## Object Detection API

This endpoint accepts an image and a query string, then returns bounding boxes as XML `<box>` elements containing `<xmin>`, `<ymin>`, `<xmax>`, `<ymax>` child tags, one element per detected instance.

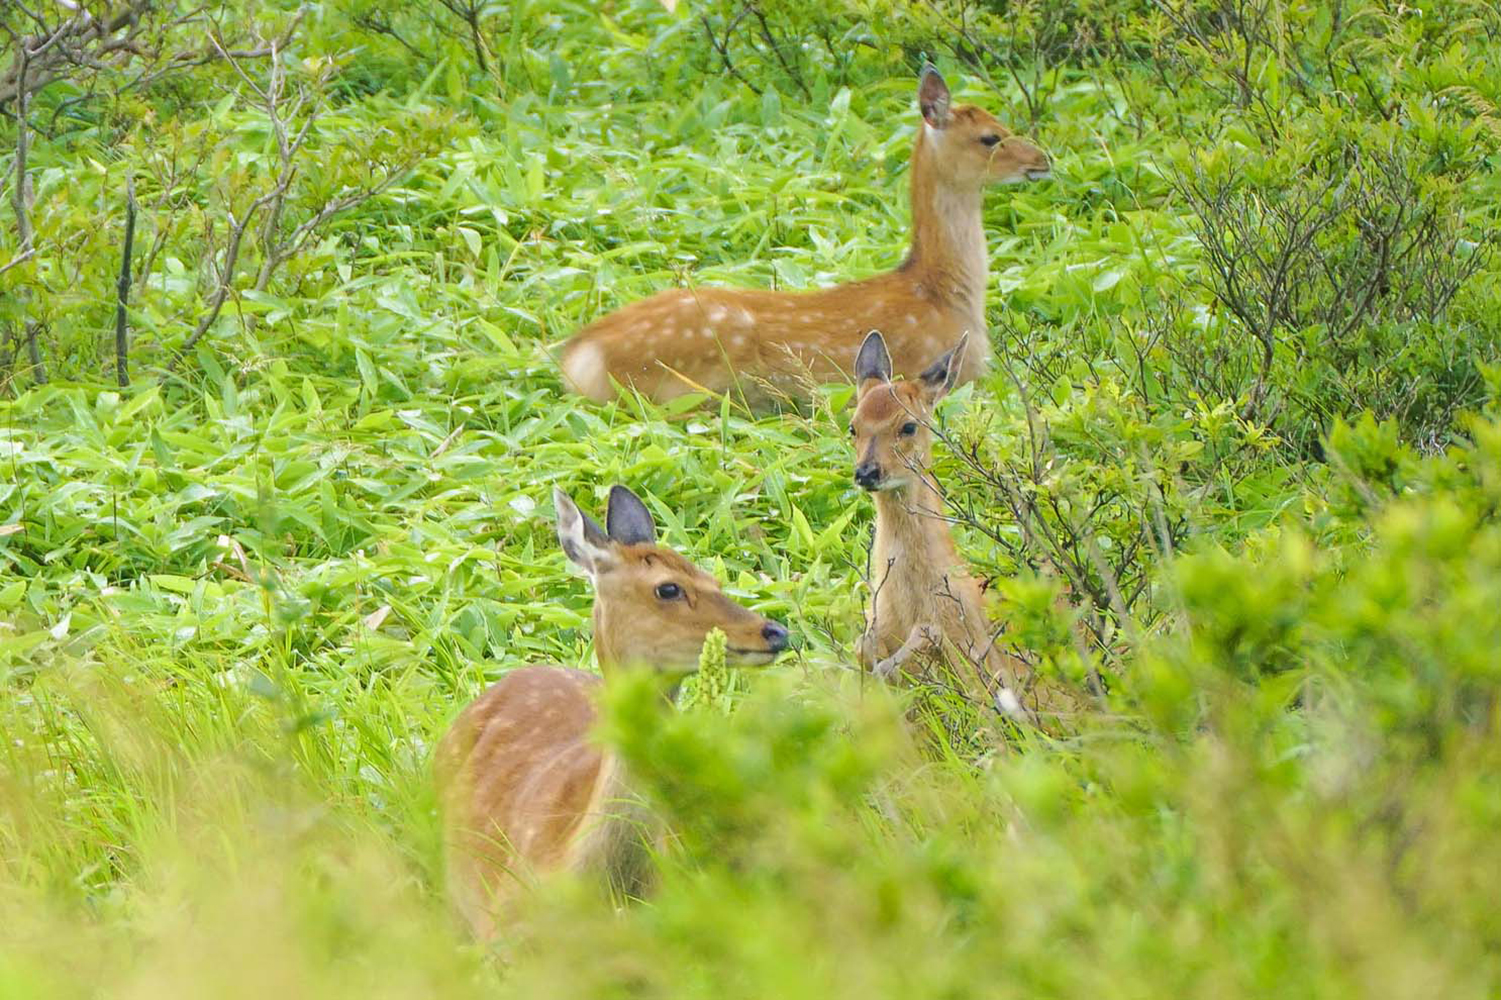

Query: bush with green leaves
<box><xmin>524</xmin><ymin>412</ymin><xmax>1501</xmax><ymax>999</ymax></box>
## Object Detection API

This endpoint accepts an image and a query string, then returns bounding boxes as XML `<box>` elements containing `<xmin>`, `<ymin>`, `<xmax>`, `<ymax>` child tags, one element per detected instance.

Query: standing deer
<box><xmin>849</xmin><ymin>330</ymin><xmax>1052</xmax><ymax>723</ymax></box>
<box><xmin>435</xmin><ymin>485</ymin><xmax>791</xmax><ymax>940</ymax></box>
<box><xmin>559</xmin><ymin>67</ymin><xmax>1051</xmax><ymax>407</ymax></box>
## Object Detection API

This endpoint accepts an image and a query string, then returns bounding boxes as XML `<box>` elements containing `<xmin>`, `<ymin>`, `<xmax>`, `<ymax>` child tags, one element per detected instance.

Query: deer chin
<box><xmin>994</xmin><ymin>171</ymin><xmax>1040</xmax><ymax>186</ymax></box>
<box><xmin>873</xmin><ymin>475</ymin><xmax>914</xmax><ymax>493</ymax></box>
<box><xmin>726</xmin><ymin>647</ymin><xmax>781</xmax><ymax>666</ymax></box>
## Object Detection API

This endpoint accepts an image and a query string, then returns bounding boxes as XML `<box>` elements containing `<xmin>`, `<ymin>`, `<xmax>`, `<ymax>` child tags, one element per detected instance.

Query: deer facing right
<box><xmin>559</xmin><ymin>67</ymin><xmax>1051</xmax><ymax>408</ymax></box>
<box><xmin>435</xmin><ymin>485</ymin><xmax>790</xmax><ymax>940</ymax></box>
<box><xmin>849</xmin><ymin>330</ymin><xmax>1046</xmax><ymax>722</ymax></box>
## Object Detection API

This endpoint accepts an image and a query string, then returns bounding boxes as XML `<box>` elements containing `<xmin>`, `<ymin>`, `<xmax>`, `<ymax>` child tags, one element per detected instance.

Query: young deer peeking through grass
<box><xmin>435</xmin><ymin>486</ymin><xmax>790</xmax><ymax>940</ymax></box>
<box><xmin>850</xmin><ymin>330</ymin><xmax>1044</xmax><ymax>723</ymax></box>
<box><xmin>560</xmin><ymin>67</ymin><xmax>1051</xmax><ymax>408</ymax></box>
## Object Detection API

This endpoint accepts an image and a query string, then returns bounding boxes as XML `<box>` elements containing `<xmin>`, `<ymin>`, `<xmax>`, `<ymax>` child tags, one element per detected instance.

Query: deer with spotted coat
<box><xmin>435</xmin><ymin>486</ymin><xmax>791</xmax><ymax>940</ymax></box>
<box><xmin>559</xmin><ymin>67</ymin><xmax>1051</xmax><ymax>407</ymax></box>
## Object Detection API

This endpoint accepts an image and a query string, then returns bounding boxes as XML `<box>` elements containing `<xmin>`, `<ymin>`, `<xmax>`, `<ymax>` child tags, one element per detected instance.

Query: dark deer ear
<box><xmin>854</xmin><ymin>330</ymin><xmax>893</xmax><ymax>387</ymax></box>
<box><xmin>606</xmin><ymin>485</ymin><xmax>656</xmax><ymax>546</ymax></box>
<box><xmin>918</xmin><ymin>65</ymin><xmax>951</xmax><ymax>129</ymax></box>
<box><xmin>917</xmin><ymin>334</ymin><xmax>967</xmax><ymax>401</ymax></box>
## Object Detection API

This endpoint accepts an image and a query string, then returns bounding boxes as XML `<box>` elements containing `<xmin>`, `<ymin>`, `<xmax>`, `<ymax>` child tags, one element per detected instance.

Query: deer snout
<box><xmin>761</xmin><ymin>620</ymin><xmax>791</xmax><ymax>653</ymax></box>
<box><xmin>854</xmin><ymin>460</ymin><xmax>883</xmax><ymax>491</ymax></box>
<box><xmin>1026</xmin><ymin>150</ymin><xmax>1053</xmax><ymax>181</ymax></box>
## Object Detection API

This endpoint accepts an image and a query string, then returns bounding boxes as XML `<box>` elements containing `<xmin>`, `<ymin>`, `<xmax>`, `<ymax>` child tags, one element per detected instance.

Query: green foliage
<box><xmin>542</xmin><ymin>427</ymin><xmax>1501</xmax><ymax>999</ymax></box>
<box><xmin>1</xmin><ymin>0</ymin><xmax>1500</xmax><ymax>996</ymax></box>
<box><xmin>677</xmin><ymin>626</ymin><xmax>732</xmax><ymax>713</ymax></box>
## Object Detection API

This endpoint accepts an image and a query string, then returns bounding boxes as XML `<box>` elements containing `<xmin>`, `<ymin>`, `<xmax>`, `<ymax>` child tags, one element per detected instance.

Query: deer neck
<box><xmin>903</xmin><ymin>131</ymin><xmax>988</xmax><ymax>315</ymax></box>
<box><xmin>594</xmin><ymin>604</ymin><xmax>622</xmax><ymax>678</ymax></box>
<box><xmin>591</xmin><ymin>607</ymin><xmax>685</xmax><ymax>704</ymax></box>
<box><xmin>872</xmin><ymin>470</ymin><xmax>948</xmax><ymax>557</ymax></box>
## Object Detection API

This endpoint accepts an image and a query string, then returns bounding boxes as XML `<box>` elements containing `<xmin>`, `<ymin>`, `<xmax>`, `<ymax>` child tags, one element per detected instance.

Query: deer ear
<box><xmin>917</xmin><ymin>334</ymin><xmax>967</xmax><ymax>401</ymax></box>
<box><xmin>918</xmin><ymin>65</ymin><xmax>951</xmax><ymax>129</ymax></box>
<box><xmin>606</xmin><ymin>485</ymin><xmax>656</xmax><ymax>546</ymax></box>
<box><xmin>555</xmin><ymin>488</ymin><xmax>615</xmax><ymax>577</ymax></box>
<box><xmin>854</xmin><ymin>330</ymin><xmax>893</xmax><ymax>390</ymax></box>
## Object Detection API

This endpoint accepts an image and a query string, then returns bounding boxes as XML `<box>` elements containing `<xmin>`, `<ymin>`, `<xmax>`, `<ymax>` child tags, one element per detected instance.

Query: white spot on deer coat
<box><xmin>562</xmin><ymin>342</ymin><xmax>611</xmax><ymax>402</ymax></box>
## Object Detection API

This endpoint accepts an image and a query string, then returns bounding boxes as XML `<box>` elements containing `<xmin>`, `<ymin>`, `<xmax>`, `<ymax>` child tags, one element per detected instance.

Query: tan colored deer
<box><xmin>435</xmin><ymin>485</ymin><xmax>790</xmax><ymax>940</ymax></box>
<box><xmin>850</xmin><ymin>330</ymin><xmax>1063</xmax><ymax>724</ymax></box>
<box><xmin>559</xmin><ymin>67</ymin><xmax>1051</xmax><ymax>407</ymax></box>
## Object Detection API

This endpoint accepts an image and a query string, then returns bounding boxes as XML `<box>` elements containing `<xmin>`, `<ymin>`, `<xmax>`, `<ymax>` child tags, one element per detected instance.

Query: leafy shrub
<box><xmin>515</xmin><ymin>414</ymin><xmax>1501</xmax><ymax>1000</ymax></box>
<box><xmin>1171</xmin><ymin>104</ymin><xmax>1494</xmax><ymax>449</ymax></box>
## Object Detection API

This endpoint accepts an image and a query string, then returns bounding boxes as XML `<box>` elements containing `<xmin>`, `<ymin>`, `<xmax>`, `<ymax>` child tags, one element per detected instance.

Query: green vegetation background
<box><xmin>2</xmin><ymin>1</ymin><xmax>1500</xmax><ymax>996</ymax></box>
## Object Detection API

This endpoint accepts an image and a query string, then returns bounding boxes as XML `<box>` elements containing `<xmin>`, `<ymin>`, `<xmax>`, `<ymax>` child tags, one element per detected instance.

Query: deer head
<box><xmin>554</xmin><ymin>485</ymin><xmax>790</xmax><ymax>672</ymax></box>
<box><xmin>916</xmin><ymin>66</ymin><xmax>1050</xmax><ymax>188</ymax></box>
<box><xmin>849</xmin><ymin>330</ymin><xmax>965</xmax><ymax>493</ymax></box>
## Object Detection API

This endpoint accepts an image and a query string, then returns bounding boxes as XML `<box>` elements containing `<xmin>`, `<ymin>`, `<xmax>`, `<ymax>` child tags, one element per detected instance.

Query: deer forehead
<box><xmin>855</xmin><ymin>383</ymin><xmax>926</xmax><ymax>427</ymax></box>
<box><xmin>952</xmin><ymin>105</ymin><xmax>1009</xmax><ymax>135</ymax></box>
<box><xmin>616</xmin><ymin>545</ymin><xmax>718</xmax><ymax>588</ymax></box>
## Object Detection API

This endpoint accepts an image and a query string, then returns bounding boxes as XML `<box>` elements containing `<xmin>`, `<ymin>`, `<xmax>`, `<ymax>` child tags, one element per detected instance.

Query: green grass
<box><xmin>3</xmin><ymin>0</ymin><xmax>1501</xmax><ymax>995</ymax></box>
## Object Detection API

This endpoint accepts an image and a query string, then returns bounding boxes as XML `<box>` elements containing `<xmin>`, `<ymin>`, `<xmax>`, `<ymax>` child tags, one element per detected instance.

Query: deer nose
<box><xmin>761</xmin><ymin>620</ymin><xmax>790</xmax><ymax>653</ymax></box>
<box><xmin>854</xmin><ymin>461</ymin><xmax>883</xmax><ymax>490</ymax></box>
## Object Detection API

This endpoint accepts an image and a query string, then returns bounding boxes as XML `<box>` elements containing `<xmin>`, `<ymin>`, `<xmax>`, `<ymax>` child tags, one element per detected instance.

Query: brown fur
<box><xmin>435</xmin><ymin>666</ymin><xmax>643</xmax><ymax>941</ymax></box>
<box><xmin>436</xmin><ymin>487</ymin><xmax>787</xmax><ymax>939</ymax></box>
<box><xmin>559</xmin><ymin>70</ymin><xmax>1051</xmax><ymax>407</ymax></box>
<box><xmin>850</xmin><ymin>333</ymin><xmax>1072</xmax><ymax>724</ymax></box>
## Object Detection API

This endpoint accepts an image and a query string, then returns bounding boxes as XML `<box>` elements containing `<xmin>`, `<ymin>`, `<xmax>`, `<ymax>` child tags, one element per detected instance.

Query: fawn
<box><xmin>559</xmin><ymin>67</ymin><xmax>1051</xmax><ymax>407</ymax></box>
<box><xmin>435</xmin><ymin>485</ymin><xmax>790</xmax><ymax>940</ymax></box>
<box><xmin>849</xmin><ymin>330</ymin><xmax>1042</xmax><ymax>722</ymax></box>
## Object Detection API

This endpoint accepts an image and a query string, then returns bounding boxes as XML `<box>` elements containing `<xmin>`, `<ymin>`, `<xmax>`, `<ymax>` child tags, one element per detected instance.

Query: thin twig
<box><xmin>10</xmin><ymin>44</ymin><xmax>46</xmax><ymax>384</ymax></box>
<box><xmin>0</xmin><ymin>249</ymin><xmax>35</xmax><ymax>278</ymax></box>
<box><xmin>168</xmin><ymin>187</ymin><xmax>279</xmax><ymax>370</ymax></box>
<box><xmin>169</xmin><ymin>16</ymin><xmax>410</xmax><ymax>376</ymax></box>
<box><xmin>115</xmin><ymin>173</ymin><xmax>136</xmax><ymax>387</ymax></box>
<box><xmin>748</xmin><ymin>1</ymin><xmax>809</xmax><ymax>99</ymax></box>
<box><xmin>699</xmin><ymin>10</ymin><xmax>761</xmax><ymax>95</ymax></box>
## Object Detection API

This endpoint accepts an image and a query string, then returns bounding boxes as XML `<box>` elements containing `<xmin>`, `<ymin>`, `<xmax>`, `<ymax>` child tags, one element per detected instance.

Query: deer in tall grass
<box><xmin>559</xmin><ymin>67</ymin><xmax>1051</xmax><ymax>408</ymax></box>
<box><xmin>435</xmin><ymin>485</ymin><xmax>790</xmax><ymax>940</ymax></box>
<box><xmin>850</xmin><ymin>330</ymin><xmax>1063</xmax><ymax>724</ymax></box>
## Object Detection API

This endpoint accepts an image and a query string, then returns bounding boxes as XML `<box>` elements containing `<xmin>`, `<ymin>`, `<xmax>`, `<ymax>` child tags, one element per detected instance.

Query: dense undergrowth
<box><xmin>2</xmin><ymin>0</ymin><xmax>1500</xmax><ymax>996</ymax></box>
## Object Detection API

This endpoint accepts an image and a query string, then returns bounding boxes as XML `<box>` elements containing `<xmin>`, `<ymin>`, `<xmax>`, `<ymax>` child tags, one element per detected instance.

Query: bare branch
<box><xmin>115</xmin><ymin>172</ymin><xmax>136</xmax><ymax>387</ymax></box>
<box><xmin>167</xmin><ymin>18</ymin><xmax>413</xmax><ymax>374</ymax></box>
<box><xmin>0</xmin><ymin>248</ymin><xmax>36</xmax><ymax>278</ymax></box>
<box><xmin>9</xmin><ymin>43</ymin><xmax>45</xmax><ymax>384</ymax></box>
<box><xmin>433</xmin><ymin>0</ymin><xmax>492</xmax><ymax>75</ymax></box>
<box><xmin>0</xmin><ymin>0</ymin><xmax>156</xmax><ymax>108</ymax></box>
<box><xmin>699</xmin><ymin>9</ymin><xmax>761</xmax><ymax>96</ymax></box>
<box><xmin>349</xmin><ymin>9</ymin><xmax>430</xmax><ymax>63</ymax></box>
<box><xmin>168</xmin><ymin>186</ymin><xmax>279</xmax><ymax>370</ymax></box>
<box><xmin>2</xmin><ymin>2</ymin><xmax>303</xmax><ymax>111</ymax></box>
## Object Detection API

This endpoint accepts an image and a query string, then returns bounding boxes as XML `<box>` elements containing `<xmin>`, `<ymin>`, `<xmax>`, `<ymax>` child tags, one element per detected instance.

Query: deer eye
<box><xmin>979</xmin><ymin>134</ymin><xmax>1002</xmax><ymax>147</ymax></box>
<box><xmin>849</xmin><ymin>423</ymin><xmax>857</xmax><ymax>437</ymax></box>
<box><xmin>900</xmin><ymin>421</ymin><xmax>919</xmax><ymax>436</ymax></box>
<box><xmin>654</xmin><ymin>582</ymin><xmax>683</xmax><ymax>601</ymax></box>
